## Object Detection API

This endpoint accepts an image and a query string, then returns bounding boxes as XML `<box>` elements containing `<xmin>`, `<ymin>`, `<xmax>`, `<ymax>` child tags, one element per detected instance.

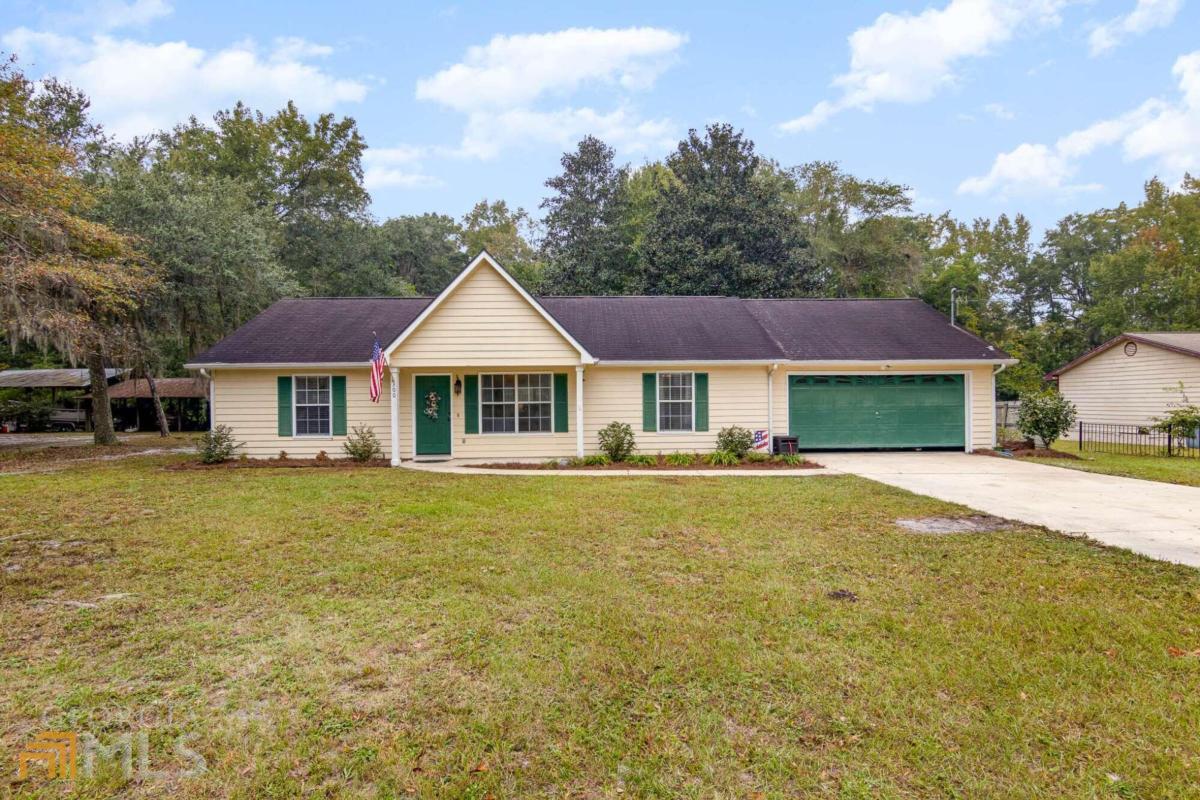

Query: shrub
<box><xmin>716</xmin><ymin>426</ymin><xmax>754</xmax><ymax>457</ymax></box>
<box><xmin>315</xmin><ymin>450</ymin><xmax>330</xmax><ymax>463</ymax></box>
<box><xmin>542</xmin><ymin>459</ymin><xmax>564</xmax><ymax>469</ymax></box>
<box><xmin>705</xmin><ymin>450</ymin><xmax>740</xmax><ymax>466</ymax></box>
<box><xmin>664</xmin><ymin>452</ymin><xmax>696</xmax><ymax>467</ymax></box>
<box><xmin>198</xmin><ymin>424</ymin><xmax>241</xmax><ymax>464</ymax></box>
<box><xmin>343</xmin><ymin>424</ymin><xmax>383</xmax><ymax>462</ymax></box>
<box><xmin>0</xmin><ymin>395</ymin><xmax>54</xmax><ymax>431</ymax></box>
<box><xmin>1017</xmin><ymin>390</ymin><xmax>1077</xmax><ymax>448</ymax></box>
<box><xmin>1155</xmin><ymin>405</ymin><xmax>1200</xmax><ymax>439</ymax></box>
<box><xmin>744</xmin><ymin>450</ymin><xmax>770</xmax><ymax>463</ymax></box>
<box><xmin>625</xmin><ymin>454</ymin><xmax>656</xmax><ymax>467</ymax></box>
<box><xmin>776</xmin><ymin>453</ymin><xmax>805</xmax><ymax>466</ymax></box>
<box><xmin>582</xmin><ymin>454</ymin><xmax>611</xmax><ymax>466</ymax></box>
<box><xmin>597</xmin><ymin>421</ymin><xmax>637</xmax><ymax>462</ymax></box>
<box><xmin>277</xmin><ymin>450</ymin><xmax>288</xmax><ymax>460</ymax></box>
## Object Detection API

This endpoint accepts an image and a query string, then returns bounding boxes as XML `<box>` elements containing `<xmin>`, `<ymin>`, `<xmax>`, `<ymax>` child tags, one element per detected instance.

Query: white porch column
<box><xmin>575</xmin><ymin>366</ymin><xmax>585</xmax><ymax>458</ymax></box>
<box><xmin>389</xmin><ymin>367</ymin><xmax>400</xmax><ymax>466</ymax></box>
<box><xmin>766</xmin><ymin>363</ymin><xmax>777</xmax><ymax>453</ymax></box>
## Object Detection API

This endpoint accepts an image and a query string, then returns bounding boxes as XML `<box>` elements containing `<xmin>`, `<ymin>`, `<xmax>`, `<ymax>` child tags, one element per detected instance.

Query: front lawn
<box><xmin>3</xmin><ymin>457</ymin><xmax>1199</xmax><ymax>798</ymax></box>
<box><xmin>1018</xmin><ymin>440</ymin><xmax>1200</xmax><ymax>487</ymax></box>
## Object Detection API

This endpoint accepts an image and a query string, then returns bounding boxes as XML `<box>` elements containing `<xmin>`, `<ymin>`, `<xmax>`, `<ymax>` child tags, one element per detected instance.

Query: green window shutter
<box><xmin>694</xmin><ymin>373</ymin><xmax>709</xmax><ymax>432</ymax></box>
<box><xmin>331</xmin><ymin>375</ymin><xmax>347</xmax><ymax>436</ymax></box>
<box><xmin>464</xmin><ymin>375</ymin><xmax>479</xmax><ymax>434</ymax></box>
<box><xmin>642</xmin><ymin>373</ymin><xmax>657</xmax><ymax>432</ymax></box>
<box><xmin>553</xmin><ymin>373</ymin><xmax>569</xmax><ymax>432</ymax></box>
<box><xmin>277</xmin><ymin>376</ymin><xmax>293</xmax><ymax>437</ymax></box>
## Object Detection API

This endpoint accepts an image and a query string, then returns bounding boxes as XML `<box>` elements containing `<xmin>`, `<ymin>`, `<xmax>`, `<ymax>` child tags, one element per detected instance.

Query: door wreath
<box><xmin>423</xmin><ymin>389</ymin><xmax>441</xmax><ymax>421</ymax></box>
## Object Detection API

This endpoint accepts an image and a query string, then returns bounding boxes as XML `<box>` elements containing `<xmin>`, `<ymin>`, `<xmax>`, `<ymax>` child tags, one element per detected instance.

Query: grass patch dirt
<box><xmin>2</xmin><ymin>456</ymin><xmax>1199</xmax><ymax>798</ymax></box>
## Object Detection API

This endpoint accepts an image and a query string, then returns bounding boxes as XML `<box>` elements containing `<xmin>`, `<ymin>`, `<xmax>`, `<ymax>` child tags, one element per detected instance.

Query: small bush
<box><xmin>665</xmin><ymin>452</ymin><xmax>696</xmax><ymax>466</ymax></box>
<box><xmin>277</xmin><ymin>450</ymin><xmax>288</xmax><ymax>460</ymax></box>
<box><xmin>343</xmin><ymin>424</ymin><xmax>383</xmax><ymax>462</ymax></box>
<box><xmin>1017</xmin><ymin>390</ymin><xmax>1077</xmax><ymax>448</ymax></box>
<box><xmin>705</xmin><ymin>450</ymin><xmax>740</xmax><ymax>466</ymax></box>
<box><xmin>716</xmin><ymin>426</ymin><xmax>754</xmax><ymax>458</ymax></box>
<box><xmin>624</xmin><ymin>454</ymin><xmax>657</xmax><ymax>467</ymax></box>
<box><xmin>315</xmin><ymin>450</ymin><xmax>330</xmax><ymax>462</ymax></box>
<box><xmin>744</xmin><ymin>450</ymin><xmax>770</xmax><ymax>463</ymax></box>
<box><xmin>542</xmin><ymin>459</ymin><xmax>564</xmax><ymax>469</ymax></box>
<box><xmin>597</xmin><ymin>421</ymin><xmax>637</xmax><ymax>462</ymax></box>
<box><xmin>776</xmin><ymin>453</ymin><xmax>805</xmax><ymax>466</ymax></box>
<box><xmin>582</xmin><ymin>454</ymin><xmax>611</xmax><ymax>467</ymax></box>
<box><xmin>198</xmin><ymin>424</ymin><xmax>241</xmax><ymax>464</ymax></box>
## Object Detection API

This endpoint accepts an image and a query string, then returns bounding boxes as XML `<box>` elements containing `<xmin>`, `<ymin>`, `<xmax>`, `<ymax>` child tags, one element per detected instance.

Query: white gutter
<box><xmin>183</xmin><ymin>362</ymin><xmax>371</xmax><ymax>370</ymax></box>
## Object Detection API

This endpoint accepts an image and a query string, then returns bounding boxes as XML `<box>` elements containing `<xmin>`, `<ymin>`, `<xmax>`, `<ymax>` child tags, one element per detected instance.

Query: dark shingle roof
<box><xmin>190</xmin><ymin>297</ymin><xmax>432</xmax><ymax>364</ymax></box>
<box><xmin>539</xmin><ymin>296</ymin><xmax>786</xmax><ymax>360</ymax></box>
<box><xmin>744</xmin><ymin>299</ymin><xmax>1007</xmax><ymax>361</ymax></box>
<box><xmin>189</xmin><ymin>295</ymin><xmax>1010</xmax><ymax>365</ymax></box>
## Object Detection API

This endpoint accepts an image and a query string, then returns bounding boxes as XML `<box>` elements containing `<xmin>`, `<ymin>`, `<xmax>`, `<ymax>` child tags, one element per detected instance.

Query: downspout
<box><xmin>199</xmin><ymin>369</ymin><xmax>212</xmax><ymax>431</ymax></box>
<box><xmin>991</xmin><ymin>363</ymin><xmax>1008</xmax><ymax>449</ymax></box>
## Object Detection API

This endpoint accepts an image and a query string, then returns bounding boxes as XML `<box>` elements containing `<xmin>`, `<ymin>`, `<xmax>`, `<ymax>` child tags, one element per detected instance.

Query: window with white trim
<box><xmin>658</xmin><ymin>372</ymin><xmax>693</xmax><ymax>432</ymax></box>
<box><xmin>294</xmin><ymin>375</ymin><xmax>331</xmax><ymax>436</ymax></box>
<box><xmin>481</xmin><ymin>373</ymin><xmax>552</xmax><ymax>433</ymax></box>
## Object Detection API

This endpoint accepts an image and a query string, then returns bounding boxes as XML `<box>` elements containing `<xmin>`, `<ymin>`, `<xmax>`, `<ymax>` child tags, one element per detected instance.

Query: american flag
<box><xmin>369</xmin><ymin>336</ymin><xmax>387</xmax><ymax>403</ymax></box>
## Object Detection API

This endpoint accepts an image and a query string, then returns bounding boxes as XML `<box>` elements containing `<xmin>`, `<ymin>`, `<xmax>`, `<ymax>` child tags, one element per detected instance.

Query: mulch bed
<box><xmin>167</xmin><ymin>458</ymin><xmax>391</xmax><ymax>471</ymax></box>
<box><xmin>478</xmin><ymin>457</ymin><xmax>823</xmax><ymax>471</ymax></box>
<box><xmin>978</xmin><ymin>440</ymin><xmax>1081</xmax><ymax>460</ymax></box>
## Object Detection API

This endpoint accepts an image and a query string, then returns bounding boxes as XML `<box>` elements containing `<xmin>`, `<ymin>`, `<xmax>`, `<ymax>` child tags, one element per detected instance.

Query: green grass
<box><xmin>1018</xmin><ymin>440</ymin><xmax>1200</xmax><ymax>487</ymax></box>
<box><xmin>3</xmin><ymin>456</ymin><xmax>1200</xmax><ymax>798</ymax></box>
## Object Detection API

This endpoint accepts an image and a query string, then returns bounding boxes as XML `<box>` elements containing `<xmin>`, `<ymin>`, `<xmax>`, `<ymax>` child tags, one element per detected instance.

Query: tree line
<box><xmin>3</xmin><ymin>55</ymin><xmax>1199</xmax><ymax>443</ymax></box>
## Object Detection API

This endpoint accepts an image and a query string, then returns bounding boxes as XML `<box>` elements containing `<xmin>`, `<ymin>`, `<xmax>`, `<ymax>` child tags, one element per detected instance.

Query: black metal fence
<box><xmin>1077</xmin><ymin>421</ymin><xmax>1200</xmax><ymax>458</ymax></box>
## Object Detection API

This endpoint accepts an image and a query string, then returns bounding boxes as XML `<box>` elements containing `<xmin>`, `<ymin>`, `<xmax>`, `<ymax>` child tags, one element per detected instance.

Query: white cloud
<box><xmin>362</xmin><ymin>145</ymin><xmax>443</xmax><ymax>189</ymax></box>
<box><xmin>414</xmin><ymin>27</ymin><xmax>684</xmax><ymax>160</ymax></box>
<box><xmin>54</xmin><ymin>0</ymin><xmax>174</xmax><ymax>31</ymax></box>
<box><xmin>416</xmin><ymin>27</ymin><xmax>685</xmax><ymax>111</ymax></box>
<box><xmin>779</xmin><ymin>0</ymin><xmax>1068</xmax><ymax>133</ymax></box>
<box><xmin>959</xmin><ymin>50</ymin><xmax>1200</xmax><ymax>195</ymax></box>
<box><xmin>983</xmin><ymin>102</ymin><xmax>1015</xmax><ymax>120</ymax></box>
<box><xmin>456</xmin><ymin>106</ymin><xmax>676</xmax><ymax>160</ymax></box>
<box><xmin>2</xmin><ymin>28</ymin><xmax>369</xmax><ymax>140</ymax></box>
<box><xmin>1089</xmin><ymin>0</ymin><xmax>1182</xmax><ymax>56</ymax></box>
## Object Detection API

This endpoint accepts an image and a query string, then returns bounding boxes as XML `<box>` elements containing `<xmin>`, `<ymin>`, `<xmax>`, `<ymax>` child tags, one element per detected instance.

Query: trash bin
<box><xmin>772</xmin><ymin>435</ymin><xmax>798</xmax><ymax>455</ymax></box>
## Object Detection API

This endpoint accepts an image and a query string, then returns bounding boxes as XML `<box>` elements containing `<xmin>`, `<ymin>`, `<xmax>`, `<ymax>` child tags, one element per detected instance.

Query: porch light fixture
<box><xmin>454</xmin><ymin>377</ymin><xmax>462</xmax><ymax>395</ymax></box>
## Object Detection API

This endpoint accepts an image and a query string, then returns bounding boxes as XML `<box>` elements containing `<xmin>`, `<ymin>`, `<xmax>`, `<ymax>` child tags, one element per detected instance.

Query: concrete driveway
<box><xmin>818</xmin><ymin>452</ymin><xmax>1200</xmax><ymax>567</ymax></box>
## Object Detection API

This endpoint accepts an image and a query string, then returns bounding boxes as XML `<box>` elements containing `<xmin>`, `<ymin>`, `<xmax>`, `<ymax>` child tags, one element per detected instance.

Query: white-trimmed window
<box><xmin>658</xmin><ymin>372</ymin><xmax>693</xmax><ymax>432</ymax></box>
<box><xmin>294</xmin><ymin>375</ymin><xmax>331</xmax><ymax>436</ymax></box>
<box><xmin>481</xmin><ymin>373</ymin><xmax>552</xmax><ymax>433</ymax></box>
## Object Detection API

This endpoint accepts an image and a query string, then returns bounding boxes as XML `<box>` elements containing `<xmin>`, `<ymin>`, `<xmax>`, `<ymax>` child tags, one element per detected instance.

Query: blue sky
<box><xmin>5</xmin><ymin>0</ymin><xmax>1198</xmax><ymax>234</ymax></box>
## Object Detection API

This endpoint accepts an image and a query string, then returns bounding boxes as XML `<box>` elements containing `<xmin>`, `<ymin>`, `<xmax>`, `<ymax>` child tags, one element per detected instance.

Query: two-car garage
<box><xmin>788</xmin><ymin>374</ymin><xmax>967</xmax><ymax>450</ymax></box>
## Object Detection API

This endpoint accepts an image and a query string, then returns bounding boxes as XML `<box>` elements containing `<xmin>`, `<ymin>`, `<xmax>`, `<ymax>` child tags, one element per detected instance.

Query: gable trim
<box><xmin>1046</xmin><ymin>333</ymin><xmax>1200</xmax><ymax>379</ymax></box>
<box><xmin>383</xmin><ymin>250</ymin><xmax>596</xmax><ymax>364</ymax></box>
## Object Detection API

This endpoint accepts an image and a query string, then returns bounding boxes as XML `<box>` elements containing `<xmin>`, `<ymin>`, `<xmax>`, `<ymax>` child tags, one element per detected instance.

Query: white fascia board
<box><xmin>184</xmin><ymin>362</ymin><xmax>370</xmax><ymax>370</ymax></box>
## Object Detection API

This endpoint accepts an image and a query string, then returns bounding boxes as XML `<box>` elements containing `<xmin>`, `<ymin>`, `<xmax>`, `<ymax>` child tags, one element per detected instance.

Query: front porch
<box><xmin>385</xmin><ymin>366</ymin><xmax>587</xmax><ymax>465</ymax></box>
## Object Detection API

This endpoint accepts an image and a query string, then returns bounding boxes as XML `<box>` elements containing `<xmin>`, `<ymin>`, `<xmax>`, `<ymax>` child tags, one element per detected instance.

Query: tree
<box><xmin>788</xmin><ymin>161</ymin><xmax>926</xmax><ymax>297</ymax></box>
<box><xmin>540</xmin><ymin>136</ymin><xmax>636</xmax><ymax>295</ymax></box>
<box><xmin>461</xmin><ymin>200</ymin><xmax>543</xmax><ymax>289</ymax></box>
<box><xmin>282</xmin><ymin>214</ymin><xmax>415</xmax><ymax>297</ymax></box>
<box><xmin>159</xmin><ymin>101</ymin><xmax>369</xmax><ymax>221</ymax></box>
<box><xmin>0</xmin><ymin>59</ymin><xmax>158</xmax><ymax>444</ymax></box>
<box><xmin>378</xmin><ymin>213</ymin><xmax>464</xmax><ymax>294</ymax></box>
<box><xmin>92</xmin><ymin>157</ymin><xmax>295</xmax><ymax>364</ymax></box>
<box><xmin>1087</xmin><ymin>177</ymin><xmax>1200</xmax><ymax>336</ymax></box>
<box><xmin>637</xmin><ymin>124</ymin><xmax>818</xmax><ymax>297</ymax></box>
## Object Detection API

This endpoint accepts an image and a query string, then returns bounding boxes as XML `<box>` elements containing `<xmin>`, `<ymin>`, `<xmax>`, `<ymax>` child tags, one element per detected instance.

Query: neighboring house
<box><xmin>186</xmin><ymin>252</ymin><xmax>1014</xmax><ymax>462</ymax></box>
<box><xmin>104</xmin><ymin>377</ymin><xmax>211</xmax><ymax>432</ymax></box>
<box><xmin>1047</xmin><ymin>332</ymin><xmax>1200</xmax><ymax>432</ymax></box>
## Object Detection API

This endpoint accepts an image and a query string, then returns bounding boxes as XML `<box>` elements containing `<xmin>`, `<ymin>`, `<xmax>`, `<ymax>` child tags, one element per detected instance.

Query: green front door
<box><xmin>414</xmin><ymin>375</ymin><xmax>452</xmax><ymax>456</ymax></box>
<box><xmin>789</xmin><ymin>374</ymin><xmax>965</xmax><ymax>450</ymax></box>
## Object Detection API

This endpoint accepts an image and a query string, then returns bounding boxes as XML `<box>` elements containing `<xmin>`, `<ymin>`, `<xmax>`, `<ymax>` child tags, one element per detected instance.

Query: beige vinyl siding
<box><xmin>1058</xmin><ymin>342</ymin><xmax>1200</xmax><ymax>433</ymax></box>
<box><xmin>390</xmin><ymin>263</ymin><xmax>581</xmax><ymax>367</ymax></box>
<box><xmin>770</xmin><ymin>363</ymin><xmax>997</xmax><ymax>451</ymax></box>
<box><xmin>582</xmin><ymin>365</ymin><xmax>770</xmax><ymax>453</ymax></box>
<box><xmin>211</xmin><ymin>368</ymin><xmax>392</xmax><ymax>459</ymax></box>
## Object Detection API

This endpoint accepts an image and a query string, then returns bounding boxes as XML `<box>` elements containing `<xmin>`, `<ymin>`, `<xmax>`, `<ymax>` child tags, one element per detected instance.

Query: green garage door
<box><xmin>789</xmin><ymin>374</ymin><xmax>965</xmax><ymax>450</ymax></box>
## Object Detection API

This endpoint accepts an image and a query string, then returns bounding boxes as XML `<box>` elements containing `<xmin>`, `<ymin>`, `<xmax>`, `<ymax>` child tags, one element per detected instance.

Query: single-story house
<box><xmin>1047</xmin><ymin>332</ymin><xmax>1200</xmax><ymax>431</ymax></box>
<box><xmin>186</xmin><ymin>251</ymin><xmax>1014</xmax><ymax>462</ymax></box>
